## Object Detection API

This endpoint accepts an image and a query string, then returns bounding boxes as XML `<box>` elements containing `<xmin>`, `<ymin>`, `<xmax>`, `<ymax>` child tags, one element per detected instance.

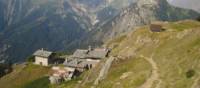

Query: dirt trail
<box><xmin>139</xmin><ymin>55</ymin><xmax>161</xmax><ymax>88</ymax></box>
<box><xmin>191</xmin><ymin>77</ymin><xmax>200</xmax><ymax>88</ymax></box>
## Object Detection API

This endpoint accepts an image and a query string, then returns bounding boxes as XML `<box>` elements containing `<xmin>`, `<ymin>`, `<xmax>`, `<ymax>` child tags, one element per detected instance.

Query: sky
<box><xmin>167</xmin><ymin>0</ymin><xmax>200</xmax><ymax>13</ymax></box>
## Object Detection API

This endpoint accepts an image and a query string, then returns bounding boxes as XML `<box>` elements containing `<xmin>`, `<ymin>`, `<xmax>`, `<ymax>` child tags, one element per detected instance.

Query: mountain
<box><xmin>66</xmin><ymin>0</ymin><xmax>200</xmax><ymax>51</ymax></box>
<box><xmin>1</xmin><ymin>20</ymin><xmax>200</xmax><ymax>88</ymax></box>
<box><xmin>0</xmin><ymin>0</ymin><xmax>88</xmax><ymax>62</ymax></box>
<box><xmin>0</xmin><ymin>0</ymin><xmax>199</xmax><ymax>63</ymax></box>
<box><xmin>66</xmin><ymin>0</ymin><xmax>138</xmax><ymax>29</ymax></box>
<box><xmin>0</xmin><ymin>0</ymin><xmax>138</xmax><ymax>63</ymax></box>
<box><xmin>167</xmin><ymin>0</ymin><xmax>200</xmax><ymax>13</ymax></box>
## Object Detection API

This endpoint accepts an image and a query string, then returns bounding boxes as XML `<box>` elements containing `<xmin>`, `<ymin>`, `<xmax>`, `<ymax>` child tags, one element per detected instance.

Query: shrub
<box><xmin>197</xmin><ymin>16</ymin><xmax>200</xmax><ymax>21</ymax></box>
<box><xmin>0</xmin><ymin>63</ymin><xmax>12</xmax><ymax>77</ymax></box>
<box><xmin>26</xmin><ymin>56</ymin><xmax>35</xmax><ymax>62</ymax></box>
<box><xmin>186</xmin><ymin>69</ymin><xmax>195</xmax><ymax>78</ymax></box>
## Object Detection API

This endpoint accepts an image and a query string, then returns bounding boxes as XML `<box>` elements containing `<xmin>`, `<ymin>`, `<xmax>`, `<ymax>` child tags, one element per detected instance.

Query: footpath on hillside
<box><xmin>139</xmin><ymin>55</ymin><xmax>162</xmax><ymax>88</ymax></box>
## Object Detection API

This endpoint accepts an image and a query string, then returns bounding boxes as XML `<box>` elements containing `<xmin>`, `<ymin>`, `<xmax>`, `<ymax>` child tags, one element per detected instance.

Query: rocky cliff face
<box><xmin>103</xmin><ymin>0</ymin><xmax>199</xmax><ymax>40</ymax></box>
<box><xmin>0</xmin><ymin>0</ymin><xmax>139</xmax><ymax>62</ymax></box>
<box><xmin>0</xmin><ymin>0</ymin><xmax>87</xmax><ymax>62</ymax></box>
<box><xmin>66</xmin><ymin>0</ymin><xmax>199</xmax><ymax>51</ymax></box>
<box><xmin>0</xmin><ymin>0</ymin><xmax>199</xmax><ymax>63</ymax></box>
<box><xmin>66</xmin><ymin>0</ymin><xmax>138</xmax><ymax>29</ymax></box>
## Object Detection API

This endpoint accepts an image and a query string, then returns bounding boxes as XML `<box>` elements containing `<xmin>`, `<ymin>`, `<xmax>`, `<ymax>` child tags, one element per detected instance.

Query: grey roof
<box><xmin>63</xmin><ymin>58</ymin><xmax>87</xmax><ymax>68</ymax></box>
<box><xmin>33</xmin><ymin>49</ymin><xmax>53</xmax><ymax>58</ymax></box>
<box><xmin>72</xmin><ymin>49</ymin><xmax>89</xmax><ymax>58</ymax></box>
<box><xmin>87</xmin><ymin>49</ymin><xmax>109</xmax><ymax>59</ymax></box>
<box><xmin>72</xmin><ymin>48</ymin><xmax>109</xmax><ymax>59</ymax></box>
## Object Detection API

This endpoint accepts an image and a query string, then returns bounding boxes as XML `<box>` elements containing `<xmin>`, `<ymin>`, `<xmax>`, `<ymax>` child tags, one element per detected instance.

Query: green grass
<box><xmin>22</xmin><ymin>77</ymin><xmax>50</xmax><ymax>88</ymax></box>
<box><xmin>0</xmin><ymin>63</ymin><xmax>50</xmax><ymax>88</ymax></box>
<box><xmin>104</xmin><ymin>20</ymin><xmax>200</xmax><ymax>88</ymax></box>
<box><xmin>95</xmin><ymin>57</ymin><xmax>152</xmax><ymax>88</ymax></box>
<box><xmin>29</xmin><ymin>20</ymin><xmax>200</xmax><ymax>88</ymax></box>
<box><xmin>1</xmin><ymin>20</ymin><xmax>200</xmax><ymax>88</ymax></box>
<box><xmin>166</xmin><ymin>20</ymin><xmax>200</xmax><ymax>31</ymax></box>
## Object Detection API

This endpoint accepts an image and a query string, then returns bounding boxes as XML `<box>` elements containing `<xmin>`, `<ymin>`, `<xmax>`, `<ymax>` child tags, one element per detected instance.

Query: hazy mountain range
<box><xmin>167</xmin><ymin>0</ymin><xmax>200</xmax><ymax>13</ymax></box>
<box><xmin>0</xmin><ymin>0</ymin><xmax>199</xmax><ymax>63</ymax></box>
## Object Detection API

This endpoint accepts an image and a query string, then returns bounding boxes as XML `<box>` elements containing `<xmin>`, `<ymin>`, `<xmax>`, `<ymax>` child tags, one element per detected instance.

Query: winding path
<box><xmin>191</xmin><ymin>77</ymin><xmax>200</xmax><ymax>88</ymax></box>
<box><xmin>139</xmin><ymin>55</ymin><xmax>161</xmax><ymax>88</ymax></box>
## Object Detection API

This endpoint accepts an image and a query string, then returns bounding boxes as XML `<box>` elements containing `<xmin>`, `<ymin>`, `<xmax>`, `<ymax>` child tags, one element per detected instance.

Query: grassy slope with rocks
<box><xmin>1</xmin><ymin>20</ymin><xmax>200</xmax><ymax>88</ymax></box>
<box><xmin>78</xmin><ymin>20</ymin><xmax>200</xmax><ymax>88</ymax></box>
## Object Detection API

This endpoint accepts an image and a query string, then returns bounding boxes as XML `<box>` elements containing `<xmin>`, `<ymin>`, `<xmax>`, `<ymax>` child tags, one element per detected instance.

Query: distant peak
<box><xmin>137</xmin><ymin>0</ymin><xmax>159</xmax><ymax>7</ymax></box>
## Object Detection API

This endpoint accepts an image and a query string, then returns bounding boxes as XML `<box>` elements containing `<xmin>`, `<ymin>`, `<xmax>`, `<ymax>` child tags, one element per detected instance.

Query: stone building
<box><xmin>150</xmin><ymin>24</ymin><xmax>165</xmax><ymax>32</ymax></box>
<box><xmin>64</xmin><ymin>47</ymin><xmax>110</xmax><ymax>71</ymax></box>
<box><xmin>33</xmin><ymin>49</ymin><xmax>54</xmax><ymax>66</ymax></box>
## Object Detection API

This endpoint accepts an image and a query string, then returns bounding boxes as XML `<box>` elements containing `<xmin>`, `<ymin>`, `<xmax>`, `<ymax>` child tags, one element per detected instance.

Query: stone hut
<box><xmin>33</xmin><ymin>49</ymin><xmax>54</xmax><ymax>66</ymax></box>
<box><xmin>150</xmin><ymin>24</ymin><xmax>165</xmax><ymax>32</ymax></box>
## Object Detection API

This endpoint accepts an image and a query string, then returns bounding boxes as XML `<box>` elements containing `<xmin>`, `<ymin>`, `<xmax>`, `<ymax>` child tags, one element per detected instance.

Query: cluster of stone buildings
<box><xmin>32</xmin><ymin>47</ymin><xmax>110</xmax><ymax>84</ymax></box>
<box><xmin>31</xmin><ymin>23</ymin><xmax>165</xmax><ymax>84</ymax></box>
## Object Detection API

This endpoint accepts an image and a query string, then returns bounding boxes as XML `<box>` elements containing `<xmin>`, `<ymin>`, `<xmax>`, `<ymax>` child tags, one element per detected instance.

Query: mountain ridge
<box><xmin>0</xmin><ymin>0</ymin><xmax>199</xmax><ymax>63</ymax></box>
<box><xmin>1</xmin><ymin>20</ymin><xmax>200</xmax><ymax>88</ymax></box>
<box><xmin>65</xmin><ymin>0</ymin><xmax>199</xmax><ymax>52</ymax></box>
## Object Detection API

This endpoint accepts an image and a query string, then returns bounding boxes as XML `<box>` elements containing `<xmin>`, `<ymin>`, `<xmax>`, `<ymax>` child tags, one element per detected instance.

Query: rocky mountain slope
<box><xmin>0</xmin><ymin>0</ymin><xmax>89</xmax><ymax>62</ymax></box>
<box><xmin>1</xmin><ymin>20</ymin><xmax>200</xmax><ymax>88</ymax></box>
<box><xmin>0</xmin><ymin>0</ymin><xmax>199</xmax><ymax>63</ymax></box>
<box><xmin>0</xmin><ymin>0</ymin><xmax>139</xmax><ymax>63</ymax></box>
<box><xmin>68</xmin><ymin>0</ymin><xmax>199</xmax><ymax>51</ymax></box>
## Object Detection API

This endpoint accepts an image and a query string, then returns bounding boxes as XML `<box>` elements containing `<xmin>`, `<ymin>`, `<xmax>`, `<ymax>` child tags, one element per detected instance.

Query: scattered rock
<box><xmin>120</xmin><ymin>72</ymin><xmax>133</xmax><ymax>79</ymax></box>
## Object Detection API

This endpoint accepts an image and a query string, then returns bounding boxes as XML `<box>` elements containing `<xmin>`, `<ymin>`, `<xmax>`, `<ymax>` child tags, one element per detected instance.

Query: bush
<box><xmin>0</xmin><ymin>63</ymin><xmax>12</xmax><ymax>77</ymax></box>
<box><xmin>26</xmin><ymin>56</ymin><xmax>35</xmax><ymax>62</ymax></box>
<box><xmin>197</xmin><ymin>16</ymin><xmax>200</xmax><ymax>21</ymax></box>
<box><xmin>186</xmin><ymin>69</ymin><xmax>195</xmax><ymax>78</ymax></box>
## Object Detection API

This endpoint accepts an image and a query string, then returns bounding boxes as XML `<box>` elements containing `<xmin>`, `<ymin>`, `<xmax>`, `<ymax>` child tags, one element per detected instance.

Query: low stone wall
<box><xmin>94</xmin><ymin>56</ymin><xmax>115</xmax><ymax>85</ymax></box>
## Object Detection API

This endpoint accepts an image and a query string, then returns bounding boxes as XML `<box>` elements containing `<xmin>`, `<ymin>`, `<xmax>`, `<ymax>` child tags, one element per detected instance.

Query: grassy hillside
<box><xmin>1</xmin><ymin>20</ymin><xmax>200</xmax><ymax>88</ymax></box>
<box><xmin>78</xmin><ymin>20</ymin><xmax>200</xmax><ymax>88</ymax></box>
<box><xmin>105</xmin><ymin>20</ymin><xmax>200</xmax><ymax>88</ymax></box>
<box><xmin>0</xmin><ymin>63</ymin><xmax>50</xmax><ymax>88</ymax></box>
